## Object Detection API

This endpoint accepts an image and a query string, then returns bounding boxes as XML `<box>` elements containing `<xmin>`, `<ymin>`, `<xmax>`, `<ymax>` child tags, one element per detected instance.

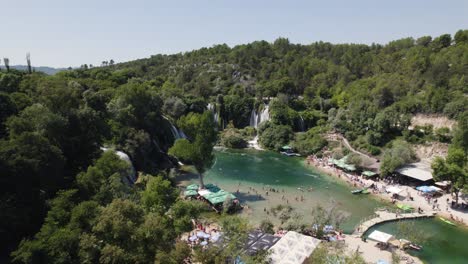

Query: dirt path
<box><xmin>326</xmin><ymin>133</ymin><xmax>381</xmax><ymax>170</ymax></box>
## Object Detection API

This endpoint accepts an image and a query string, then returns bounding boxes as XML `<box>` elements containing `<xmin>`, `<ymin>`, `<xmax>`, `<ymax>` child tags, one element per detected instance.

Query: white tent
<box><xmin>269</xmin><ymin>231</ymin><xmax>321</xmax><ymax>264</ymax></box>
<box><xmin>435</xmin><ymin>181</ymin><xmax>451</xmax><ymax>187</ymax></box>
<box><xmin>386</xmin><ymin>186</ymin><xmax>403</xmax><ymax>195</ymax></box>
<box><xmin>198</xmin><ymin>189</ymin><xmax>211</xmax><ymax>196</ymax></box>
<box><xmin>368</xmin><ymin>230</ymin><xmax>394</xmax><ymax>243</ymax></box>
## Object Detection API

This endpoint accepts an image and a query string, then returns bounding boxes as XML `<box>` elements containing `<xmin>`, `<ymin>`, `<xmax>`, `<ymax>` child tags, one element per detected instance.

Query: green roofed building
<box><xmin>204</xmin><ymin>183</ymin><xmax>221</xmax><ymax>192</ymax></box>
<box><xmin>362</xmin><ymin>171</ymin><xmax>377</xmax><ymax>177</ymax></box>
<box><xmin>198</xmin><ymin>185</ymin><xmax>238</xmax><ymax>206</ymax></box>
<box><xmin>330</xmin><ymin>155</ymin><xmax>356</xmax><ymax>171</ymax></box>
<box><xmin>184</xmin><ymin>190</ymin><xmax>198</xmax><ymax>197</ymax></box>
<box><xmin>186</xmin><ymin>184</ymin><xmax>199</xmax><ymax>190</ymax></box>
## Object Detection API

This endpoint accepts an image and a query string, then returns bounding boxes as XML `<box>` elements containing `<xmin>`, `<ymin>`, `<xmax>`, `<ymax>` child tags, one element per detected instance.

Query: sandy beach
<box><xmin>304</xmin><ymin>156</ymin><xmax>468</xmax><ymax>226</ymax></box>
<box><xmin>305</xmin><ymin>155</ymin><xmax>468</xmax><ymax>263</ymax></box>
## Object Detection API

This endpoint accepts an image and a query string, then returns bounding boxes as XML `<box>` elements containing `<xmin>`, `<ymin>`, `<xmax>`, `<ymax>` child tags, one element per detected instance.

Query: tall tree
<box><xmin>26</xmin><ymin>53</ymin><xmax>32</xmax><ymax>74</ymax></box>
<box><xmin>3</xmin><ymin>57</ymin><xmax>10</xmax><ymax>71</ymax></box>
<box><xmin>169</xmin><ymin>111</ymin><xmax>217</xmax><ymax>188</ymax></box>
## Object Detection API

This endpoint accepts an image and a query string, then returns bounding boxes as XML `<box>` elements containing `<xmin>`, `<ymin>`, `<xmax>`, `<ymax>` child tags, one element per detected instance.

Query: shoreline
<box><xmin>303</xmin><ymin>157</ymin><xmax>468</xmax><ymax>229</ymax></box>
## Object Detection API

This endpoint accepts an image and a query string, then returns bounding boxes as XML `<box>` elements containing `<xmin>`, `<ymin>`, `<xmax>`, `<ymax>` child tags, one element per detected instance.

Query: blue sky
<box><xmin>1</xmin><ymin>0</ymin><xmax>467</xmax><ymax>67</ymax></box>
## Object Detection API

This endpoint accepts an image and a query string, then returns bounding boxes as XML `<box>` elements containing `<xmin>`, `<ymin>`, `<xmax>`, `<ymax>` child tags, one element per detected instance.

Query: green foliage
<box><xmin>170</xmin><ymin>200</ymin><xmax>205</xmax><ymax>234</ymax></box>
<box><xmin>76</xmin><ymin>151</ymin><xmax>130</xmax><ymax>202</ymax></box>
<box><xmin>141</xmin><ymin>176</ymin><xmax>178</xmax><ymax>214</ymax></box>
<box><xmin>169</xmin><ymin>111</ymin><xmax>217</xmax><ymax>187</ymax></box>
<box><xmin>381</xmin><ymin>140</ymin><xmax>417</xmax><ymax>176</ymax></box>
<box><xmin>258</xmin><ymin>122</ymin><xmax>294</xmax><ymax>150</ymax></box>
<box><xmin>220</xmin><ymin>127</ymin><xmax>248</xmax><ymax>148</ymax></box>
<box><xmin>2</xmin><ymin>29</ymin><xmax>468</xmax><ymax>261</ymax></box>
<box><xmin>291</xmin><ymin>128</ymin><xmax>328</xmax><ymax>155</ymax></box>
<box><xmin>162</xmin><ymin>96</ymin><xmax>187</xmax><ymax>119</ymax></box>
<box><xmin>223</xmin><ymin>95</ymin><xmax>253</xmax><ymax>128</ymax></box>
<box><xmin>307</xmin><ymin>242</ymin><xmax>366</xmax><ymax>264</ymax></box>
<box><xmin>259</xmin><ymin>219</ymin><xmax>274</xmax><ymax>234</ymax></box>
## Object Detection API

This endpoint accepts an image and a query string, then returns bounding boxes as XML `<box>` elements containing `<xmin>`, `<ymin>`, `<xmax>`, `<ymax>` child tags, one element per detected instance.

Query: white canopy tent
<box><xmin>368</xmin><ymin>230</ymin><xmax>394</xmax><ymax>243</ymax></box>
<box><xmin>386</xmin><ymin>186</ymin><xmax>403</xmax><ymax>195</ymax></box>
<box><xmin>435</xmin><ymin>181</ymin><xmax>451</xmax><ymax>187</ymax></box>
<box><xmin>198</xmin><ymin>189</ymin><xmax>211</xmax><ymax>196</ymax></box>
<box><xmin>269</xmin><ymin>231</ymin><xmax>321</xmax><ymax>264</ymax></box>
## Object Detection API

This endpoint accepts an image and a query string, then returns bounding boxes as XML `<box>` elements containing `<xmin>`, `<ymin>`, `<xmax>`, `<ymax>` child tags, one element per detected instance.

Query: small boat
<box><xmin>408</xmin><ymin>243</ymin><xmax>423</xmax><ymax>251</ymax></box>
<box><xmin>397</xmin><ymin>204</ymin><xmax>414</xmax><ymax>212</ymax></box>
<box><xmin>351</xmin><ymin>189</ymin><xmax>363</xmax><ymax>194</ymax></box>
<box><xmin>439</xmin><ymin>217</ymin><xmax>456</xmax><ymax>226</ymax></box>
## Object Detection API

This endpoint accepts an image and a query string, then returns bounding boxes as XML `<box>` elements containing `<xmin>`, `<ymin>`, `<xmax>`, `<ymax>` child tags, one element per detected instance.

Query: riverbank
<box><xmin>304</xmin><ymin>156</ymin><xmax>468</xmax><ymax>228</ymax></box>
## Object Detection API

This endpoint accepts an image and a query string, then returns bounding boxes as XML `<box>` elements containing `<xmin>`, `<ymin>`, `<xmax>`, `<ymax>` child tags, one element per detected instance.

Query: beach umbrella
<box><xmin>197</xmin><ymin>231</ymin><xmax>208</xmax><ymax>238</ymax></box>
<box><xmin>211</xmin><ymin>233</ymin><xmax>221</xmax><ymax>242</ymax></box>
<box><xmin>189</xmin><ymin>235</ymin><xmax>198</xmax><ymax>242</ymax></box>
<box><xmin>200</xmin><ymin>241</ymin><xmax>208</xmax><ymax>246</ymax></box>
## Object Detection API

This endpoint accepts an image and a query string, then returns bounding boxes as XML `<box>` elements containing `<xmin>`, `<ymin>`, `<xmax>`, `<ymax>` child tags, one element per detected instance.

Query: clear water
<box><xmin>183</xmin><ymin>148</ymin><xmax>468</xmax><ymax>263</ymax></box>
<box><xmin>202</xmin><ymin>148</ymin><xmax>385</xmax><ymax>232</ymax></box>
<box><xmin>365</xmin><ymin>218</ymin><xmax>468</xmax><ymax>264</ymax></box>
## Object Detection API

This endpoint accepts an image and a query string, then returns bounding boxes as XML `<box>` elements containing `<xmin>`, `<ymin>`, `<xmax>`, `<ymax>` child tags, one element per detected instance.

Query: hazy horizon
<box><xmin>2</xmin><ymin>0</ymin><xmax>467</xmax><ymax>68</ymax></box>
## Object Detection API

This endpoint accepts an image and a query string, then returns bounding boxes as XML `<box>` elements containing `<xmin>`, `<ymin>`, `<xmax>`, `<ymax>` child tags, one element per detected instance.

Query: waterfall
<box><xmin>207</xmin><ymin>103</ymin><xmax>214</xmax><ymax>111</ymax></box>
<box><xmin>250</xmin><ymin>104</ymin><xmax>270</xmax><ymax>129</ymax></box>
<box><xmin>207</xmin><ymin>103</ymin><xmax>222</xmax><ymax>129</ymax></box>
<box><xmin>299</xmin><ymin>114</ymin><xmax>305</xmax><ymax>132</ymax></box>
<box><xmin>249</xmin><ymin>109</ymin><xmax>259</xmax><ymax>128</ymax></box>
<box><xmin>100</xmin><ymin>147</ymin><xmax>136</xmax><ymax>184</ymax></box>
<box><xmin>164</xmin><ymin>116</ymin><xmax>186</xmax><ymax>140</ymax></box>
<box><xmin>259</xmin><ymin>105</ymin><xmax>270</xmax><ymax>125</ymax></box>
<box><xmin>169</xmin><ymin>122</ymin><xmax>181</xmax><ymax>139</ymax></box>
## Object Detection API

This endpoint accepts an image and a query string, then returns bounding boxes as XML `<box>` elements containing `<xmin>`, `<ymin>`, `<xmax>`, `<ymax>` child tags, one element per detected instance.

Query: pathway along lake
<box><xmin>196</xmin><ymin>148</ymin><xmax>468</xmax><ymax>263</ymax></box>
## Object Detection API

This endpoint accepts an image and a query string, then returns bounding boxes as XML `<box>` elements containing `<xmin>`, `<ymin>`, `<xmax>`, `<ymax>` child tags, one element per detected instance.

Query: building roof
<box><xmin>198</xmin><ymin>186</ymin><xmax>237</xmax><ymax>205</ymax></box>
<box><xmin>186</xmin><ymin>184</ymin><xmax>199</xmax><ymax>190</ymax></box>
<box><xmin>184</xmin><ymin>190</ymin><xmax>198</xmax><ymax>196</ymax></box>
<box><xmin>269</xmin><ymin>231</ymin><xmax>321</xmax><ymax>264</ymax></box>
<box><xmin>243</xmin><ymin>231</ymin><xmax>281</xmax><ymax>256</ymax></box>
<box><xmin>368</xmin><ymin>230</ymin><xmax>394</xmax><ymax>243</ymax></box>
<box><xmin>330</xmin><ymin>155</ymin><xmax>356</xmax><ymax>171</ymax></box>
<box><xmin>362</xmin><ymin>170</ymin><xmax>377</xmax><ymax>177</ymax></box>
<box><xmin>396</xmin><ymin>162</ymin><xmax>433</xmax><ymax>182</ymax></box>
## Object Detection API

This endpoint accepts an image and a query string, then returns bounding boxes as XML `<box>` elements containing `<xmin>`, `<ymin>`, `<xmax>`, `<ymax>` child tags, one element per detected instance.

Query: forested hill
<box><xmin>0</xmin><ymin>65</ymin><xmax>65</xmax><ymax>75</ymax></box>
<box><xmin>0</xmin><ymin>30</ymin><xmax>467</xmax><ymax>262</ymax></box>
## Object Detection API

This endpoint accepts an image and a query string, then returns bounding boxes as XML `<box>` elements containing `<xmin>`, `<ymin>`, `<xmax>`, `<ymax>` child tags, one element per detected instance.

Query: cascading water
<box><xmin>298</xmin><ymin>114</ymin><xmax>305</xmax><ymax>132</ymax></box>
<box><xmin>207</xmin><ymin>103</ymin><xmax>223</xmax><ymax>129</ymax></box>
<box><xmin>248</xmin><ymin>104</ymin><xmax>270</xmax><ymax>150</ymax></box>
<box><xmin>259</xmin><ymin>104</ymin><xmax>270</xmax><ymax>125</ymax></box>
<box><xmin>249</xmin><ymin>109</ymin><xmax>258</xmax><ymax>128</ymax></box>
<box><xmin>100</xmin><ymin>147</ymin><xmax>136</xmax><ymax>184</ymax></box>
<box><xmin>163</xmin><ymin>116</ymin><xmax>187</xmax><ymax>141</ymax></box>
<box><xmin>249</xmin><ymin>104</ymin><xmax>270</xmax><ymax>129</ymax></box>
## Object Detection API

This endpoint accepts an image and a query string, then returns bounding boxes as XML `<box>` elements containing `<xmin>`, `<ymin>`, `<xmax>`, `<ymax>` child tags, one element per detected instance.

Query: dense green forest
<box><xmin>1</xmin><ymin>30</ymin><xmax>467</xmax><ymax>263</ymax></box>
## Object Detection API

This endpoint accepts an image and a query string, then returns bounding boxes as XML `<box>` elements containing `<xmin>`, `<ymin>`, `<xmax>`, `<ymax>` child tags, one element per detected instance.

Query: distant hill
<box><xmin>0</xmin><ymin>65</ymin><xmax>66</xmax><ymax>75</ymax></box>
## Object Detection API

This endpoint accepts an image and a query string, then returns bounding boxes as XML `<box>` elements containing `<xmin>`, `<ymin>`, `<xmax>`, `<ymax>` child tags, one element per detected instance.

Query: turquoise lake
<box><xmin>180</xmin><ymin>148</ymin><xmax>468</xmax><ymax>263</ymax></box>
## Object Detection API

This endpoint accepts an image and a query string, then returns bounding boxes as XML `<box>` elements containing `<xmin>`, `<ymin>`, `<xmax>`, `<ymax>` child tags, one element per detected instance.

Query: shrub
<box><xmin>220</xmin><ymin>128</ymin><xmax>248</xmax><ymax>148</ymax></box>
<box><xmin>258</xmin><ymin>122</ymin><xmax>294</xmax><ymax>150</ymax></box>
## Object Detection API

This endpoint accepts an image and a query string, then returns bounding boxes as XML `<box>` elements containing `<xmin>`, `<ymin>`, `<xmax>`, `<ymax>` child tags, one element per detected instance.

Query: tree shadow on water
<box><xmin>235</xmin><ymin>191</ymin><xmax>267</xmax><ymax>202</ymax></box>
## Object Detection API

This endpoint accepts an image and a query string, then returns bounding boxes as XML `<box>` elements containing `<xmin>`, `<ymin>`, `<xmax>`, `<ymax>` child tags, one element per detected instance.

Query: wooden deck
<box><xmin>354</xmin><ymin>210</ymin><xmax>436</xmax><ymax>236</ymax></box>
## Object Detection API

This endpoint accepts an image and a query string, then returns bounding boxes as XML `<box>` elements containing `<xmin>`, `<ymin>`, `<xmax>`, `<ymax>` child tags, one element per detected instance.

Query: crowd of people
<box><xmin>306</xmin><ymin>154</ymin><xmax>468</xmax><ymax>225</ymax></box>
